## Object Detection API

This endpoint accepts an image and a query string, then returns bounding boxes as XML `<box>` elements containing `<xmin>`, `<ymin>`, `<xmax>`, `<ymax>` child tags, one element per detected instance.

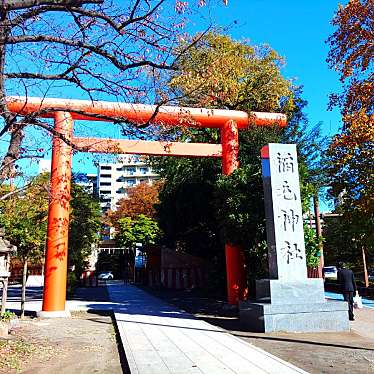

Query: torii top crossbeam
<box><xmin>6</xmin><ymin>96</ymin><xmax>286</xmax><ymax>129</ymax></box>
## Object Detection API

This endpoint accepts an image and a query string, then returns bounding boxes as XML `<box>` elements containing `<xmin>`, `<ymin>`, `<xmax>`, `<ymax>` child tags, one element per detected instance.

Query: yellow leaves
<box><xmin>171</xmin><ymin>32</ymin><xmax>292</xmax><ymax>112</ymax></box>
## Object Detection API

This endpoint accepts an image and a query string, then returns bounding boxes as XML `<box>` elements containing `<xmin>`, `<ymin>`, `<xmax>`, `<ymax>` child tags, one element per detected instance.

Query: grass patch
<box><xmin>0</xmin><ymin>338</ymin><xmax>54</xmax><ymax>373</ymax></box>
<box><xmin>0</xmin><ymin>339</ymin><xmax>36</xmax><ymax>372</ymax></box>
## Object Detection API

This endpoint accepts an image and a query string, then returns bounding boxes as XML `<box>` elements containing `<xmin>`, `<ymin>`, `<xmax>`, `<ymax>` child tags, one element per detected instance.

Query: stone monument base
<box><xmin>239</xmin><ymin>300</ymin><xmax>349</xmax><ymax>333</ymax></box>
<box><xmin>256</xmin><ymin>278</ymin><xmax>326</xmax><ymax>304</ymax></box>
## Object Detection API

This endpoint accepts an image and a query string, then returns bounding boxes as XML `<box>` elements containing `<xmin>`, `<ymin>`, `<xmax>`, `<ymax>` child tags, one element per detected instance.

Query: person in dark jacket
<box><xmin>337</xmin><ymin>262</ymin><xmax>357</xmax><ymax>321</ymax></box>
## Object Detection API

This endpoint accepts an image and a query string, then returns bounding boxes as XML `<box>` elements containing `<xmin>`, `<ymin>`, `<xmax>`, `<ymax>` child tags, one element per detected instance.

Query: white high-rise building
<box><xmin>38</xmin><ymin>159</ymin><xmax>51</xmax><ymax>174</ymax></box>
<box><xmin>97</xmin><ymin>155</ymin><xmax>159</xmax><ymax>213</ymax></box>
<box><xmin>37</xmin><ymin>156</ymin><xmax>158</xmax><ymax>214</ymax></box>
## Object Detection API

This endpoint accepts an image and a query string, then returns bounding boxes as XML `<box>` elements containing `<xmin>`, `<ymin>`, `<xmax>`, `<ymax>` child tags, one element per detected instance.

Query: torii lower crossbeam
<box><xmin>72</xmin><ymin>137</ymin><xmax>223</xmax><ymax>157</ymax></box>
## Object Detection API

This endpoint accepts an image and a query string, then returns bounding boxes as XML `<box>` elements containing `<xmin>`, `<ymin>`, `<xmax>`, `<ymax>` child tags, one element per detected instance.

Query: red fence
<box><xmin>80</xmin><ymin>271</ymin><xmax>98</xmax><ymax>287</ymax></box>
<box><xmin>147</xmin><ymin>267</ymin><xmax>205</xmax><ymax>289</ymax></box>
<box><xmin>307</xmin><ymin>267</ymin><xmax>322</xmax><ymax>278</ymax></box>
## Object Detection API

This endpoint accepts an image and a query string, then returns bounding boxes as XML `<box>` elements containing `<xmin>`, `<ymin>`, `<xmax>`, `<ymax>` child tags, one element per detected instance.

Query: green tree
<box><xmin>303</xmin><ymin>224</ymin><xmax>323</xmax><ymax>268</ymax></box>
<box><xmin>323</xmin><ymin>215</ymin><xmax>355</xmax><ymax>267</ymax></box>
<box><xmin>116</xmin><ymin>217</ymin><xmax>136</xmax><ymax>249</ymax></box>
<box><xmin>155</xmin><ymin>157</ymin><xmax>221</xmax><ymax>258</ymax></box>
<box><xmin>0</xmin><ymin>173</ymin><xmax>49</xmax><ymax>317</ymax></box>
<box><xmin>68</xmin><ymin>183</ymin><xmax>101</xmax><ymax>283</ymax></box>
<box><xmin>116</xmin><ymin>215</ymin><xmax>161</xmax><ymax>249</ymax></box>
<box><xmin>155</xmin><ymin>33</ymin><xmax>325</xmax><ymax>291</ymax></box>
<box><xmin>170</xmin><ymin>32</ymin><xmax>293</xmax><ymax>113</ymax></box>
<box><xmin>156</xmin><ymin>32</ymin><xmax>293</xmax><ymax>255</ymax></box>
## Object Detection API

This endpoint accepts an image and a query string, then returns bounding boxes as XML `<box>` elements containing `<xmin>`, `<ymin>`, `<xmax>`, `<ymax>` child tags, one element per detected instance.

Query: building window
<box><xmin>100</xmin><ymin>174</ymin><xmax>111</xmax><ymax>178</ymax></box>
<box><xmin>127</xmin><ymin>179</ymin><xmax>136</xmax><ymax>187</ymax></box>
<box><xmin>116</xmin><ymin>176</ymin><xmax>126</xmax><ymax>182</ymax></box>
<box><xmin>101</xmin><ymin>165</ymin><xmax>112</xmax><ymax>170</ymax></box>
<box><xmin>127</xmin><ymin>167</ymin><xmax>136</xmax><ymax>175</ymax></box>
<box><xmin>100</xmin><ymin>182</ymin><xmax>111</xmax><ymax>186</ymax></box>
<box><xmin>116</xmin><ymin>187</ymin><xmax>126</xmax><ymax>194</ymax></box>
<box><xmin>140</xmin><ymin>167</ymin><xmax>148</xmax><ymax>175</ymax></box>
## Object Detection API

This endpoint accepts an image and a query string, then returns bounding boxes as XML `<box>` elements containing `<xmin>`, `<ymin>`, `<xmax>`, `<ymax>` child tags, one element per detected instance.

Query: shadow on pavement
<box><xmin>230</xmin><ymin>331</ymin><xmax>374</xmax><ymax>352</ymax></box>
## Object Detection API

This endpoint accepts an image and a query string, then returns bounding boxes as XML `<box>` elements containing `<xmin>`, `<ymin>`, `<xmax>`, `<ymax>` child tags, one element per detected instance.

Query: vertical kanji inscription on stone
<box><xmin>261</xmin><ymin>143</ymin><xmax>307</xmax><ymax>281</ymax></box>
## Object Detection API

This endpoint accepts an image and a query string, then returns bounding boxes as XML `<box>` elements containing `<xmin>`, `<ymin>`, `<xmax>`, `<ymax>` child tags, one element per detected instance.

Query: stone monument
<box><xmin>239</xmin><ymin>143</ymin><xmax>349</xmax><ymax>332</ymax></box>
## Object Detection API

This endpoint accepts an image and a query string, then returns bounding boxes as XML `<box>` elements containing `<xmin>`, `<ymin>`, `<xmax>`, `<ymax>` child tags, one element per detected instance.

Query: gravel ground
<box><xmin>0</xmin><ymin>286</ymin><xmax>123</xmax><ymax>374</ymax></box>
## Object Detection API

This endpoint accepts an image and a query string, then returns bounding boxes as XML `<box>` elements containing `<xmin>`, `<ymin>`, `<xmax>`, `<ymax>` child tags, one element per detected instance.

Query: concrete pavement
<box><xmin>6</xmin><ymin>283</ymin><xmax>374</xmax><ymax>373</ymax></box>
<box><xmin>3</xmin><ymin>283</ymin><xmax>308</xmax><ymax>372</ymax></box>
<box><xmin>4</xmin><ymin>283</ymin><xmax>374</xmax><ymax>373</ymax></box>
<box><xmin>3</xmin><ymin>284</ymin><xmax>117</xmax><ymax>313</ymax></box>
<box><xmin>325</xmin><ymin>291</ymin><xmax>374</xmax><ymax>309</ymax></box>
<box><xmin>106</xmin><ymin>283</ymin><xmax>307</xmax><ymax>374</ymax></box>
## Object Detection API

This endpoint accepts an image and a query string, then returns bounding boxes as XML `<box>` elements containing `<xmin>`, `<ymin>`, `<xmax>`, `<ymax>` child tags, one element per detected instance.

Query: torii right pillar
<box><xmin>221</xmin><ymin>120</ymin><xmax>248</xmax><ymax>305</ymax></box>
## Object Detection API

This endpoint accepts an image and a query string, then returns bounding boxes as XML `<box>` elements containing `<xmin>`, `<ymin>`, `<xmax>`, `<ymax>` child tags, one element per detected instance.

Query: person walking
<box><xmin>337</xmin><ymin>262</ymin><xmax>358</xmax><ymax>321</ymax></box>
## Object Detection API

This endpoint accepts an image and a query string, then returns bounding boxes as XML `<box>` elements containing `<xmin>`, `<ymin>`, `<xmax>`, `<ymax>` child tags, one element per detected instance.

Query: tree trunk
<box><xmin>21</xmin><ymin>259</ymin><xmax>28</xmax><ymax>319</ymax></box>
<box><xmin>362</xmin><ymin>246</ymin><xmax>369</xmax><ymax>288</ymax></box>
<box><xmin>0</xmin><ymin>11</ymin><xmax>24</xmax><ymax>185</ymax></box>
<box><xmin>0</xmin><ymin>126</ymin><xmax>25</xmax><ymax>183</ymax></box>
<box><xmin>313</xmin><ymin>193</ymin><xmax>324</xmax><ymax>277</ymax></box>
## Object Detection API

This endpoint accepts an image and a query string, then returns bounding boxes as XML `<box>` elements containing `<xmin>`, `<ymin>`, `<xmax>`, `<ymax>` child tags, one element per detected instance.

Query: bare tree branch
<box><xmin>3</xmin><ymin>34</ymin><xmax>177</xmax><ymax>71</ymax></box>
<box><xmin>0</xmin><ymin>183</ymin><xmax>30</xmax><ymax>200</ymax></box>
<box><xmin>0</xmin><ymin>0</ymin><xmax>218</xmax><ymax>184</ymax></box>
<box><xmin>5</xmin><ymin>72</ymin><xmax>80</xmax><ymax>83</ymax></box>
<box><xmin>2</xmin><ymin>0</ymin><xmax>103</xmax><ymax>11</ymax></box>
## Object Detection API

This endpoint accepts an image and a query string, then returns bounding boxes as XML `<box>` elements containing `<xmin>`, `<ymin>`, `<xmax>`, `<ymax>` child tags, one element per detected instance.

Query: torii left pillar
<box><xmin>38</xmin><ymin>112</ymin><xmax>73</xmax><ymax>317</ymax></box>
<box><xmin>221</xmin><ymin>120</ymin><xmax>248</xmax><ymax>305</ymax></box>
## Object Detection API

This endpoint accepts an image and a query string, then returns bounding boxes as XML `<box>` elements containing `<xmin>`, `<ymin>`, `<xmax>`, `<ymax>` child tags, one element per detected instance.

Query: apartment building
<box><xmin>97</xmin><ymin>155</ymin><xmax>159</xmax><ymax>213</ymax></box>
<box><xmin>37</xmin><ymin>156</ymin><xmax>158</xmax><ymax>213</ymax></box>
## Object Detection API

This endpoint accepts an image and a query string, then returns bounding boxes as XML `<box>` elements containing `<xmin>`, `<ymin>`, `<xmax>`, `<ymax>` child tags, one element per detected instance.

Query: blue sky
<box><xmin>73</xmin><ymin>1</ymin><xmax>344</xmax><ymax>168</ymax></box>
<box><xmin>5</xmin><ymin>0</ymin><xmax>345</xmax><ymax>211</ymax></box>
<box><xmin>207</xmin><ymin>0</ymin><xmax>346</xmax><ymax>211</ymax></box>
<box><xmin>206</xmin><ymin>0</ymin><xmax>344</xmax><ymax>136</ymax></box>
<box><xmin>70</xmin><ymin>1</ymin><xmax>344</xmax><ymax>172</ymax></box>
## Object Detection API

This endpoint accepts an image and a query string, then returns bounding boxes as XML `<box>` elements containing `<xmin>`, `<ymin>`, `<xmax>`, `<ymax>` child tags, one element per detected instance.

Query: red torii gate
<box><xmin>7</xmin><ymin>96</ymin><xmax>286</xmax><ymax>316</ymax></box>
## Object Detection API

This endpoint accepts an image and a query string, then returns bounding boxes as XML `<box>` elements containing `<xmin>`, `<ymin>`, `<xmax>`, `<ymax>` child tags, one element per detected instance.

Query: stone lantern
<box><xmin>0</xmin><ymin>228</ymin><xmax>16</xmax><ymax>315</ymax></box>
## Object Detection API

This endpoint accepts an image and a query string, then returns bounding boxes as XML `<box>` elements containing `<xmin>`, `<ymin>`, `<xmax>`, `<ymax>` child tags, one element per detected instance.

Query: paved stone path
<box><xmin>325</xmin><ymin>291</ymin><xmax>374</xmax><ymax>309</ymax></box>
<box><xmin>106</xmin><ymin>284</ymin><xmax>307</xmax><ymax>374</ymax></box>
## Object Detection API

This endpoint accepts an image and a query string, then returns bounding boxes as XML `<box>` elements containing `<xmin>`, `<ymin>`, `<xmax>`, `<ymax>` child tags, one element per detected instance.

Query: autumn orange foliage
<box><xmin>108</xmin><ymin>181</ymin><xmax>163</xmax><ymax>227</ymax></box>
<box><xmin>326</xmin><ymin>0</ymin><xmax>373</xmax><ymax>226</ymax></box>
